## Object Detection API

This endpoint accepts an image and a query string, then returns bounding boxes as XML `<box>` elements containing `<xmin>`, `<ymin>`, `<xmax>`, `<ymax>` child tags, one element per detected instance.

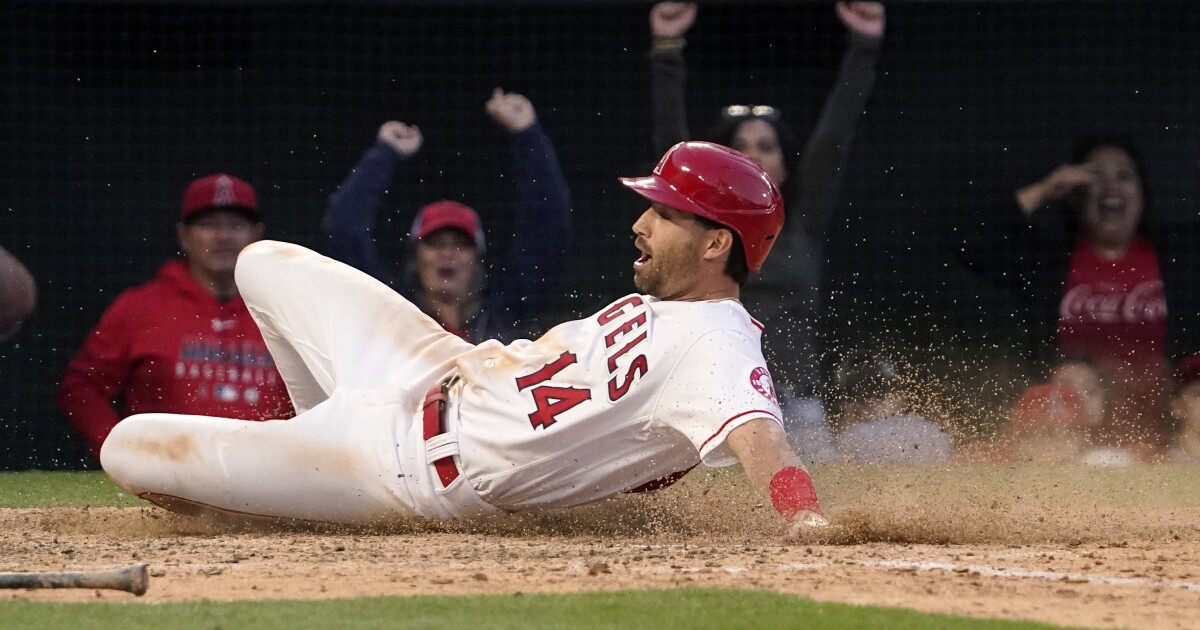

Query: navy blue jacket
<box><xmin>321</xmin><ymin>123</ymin><xmax>572</xmax><ymax>342</ymax></box>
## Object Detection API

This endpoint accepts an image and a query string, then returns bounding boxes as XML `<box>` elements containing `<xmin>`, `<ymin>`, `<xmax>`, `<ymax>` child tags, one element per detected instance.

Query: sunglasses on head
<box><xmin>721</xmin><ymin>104</ymin><xmax>782</xmax><ymax>122</ymax></box>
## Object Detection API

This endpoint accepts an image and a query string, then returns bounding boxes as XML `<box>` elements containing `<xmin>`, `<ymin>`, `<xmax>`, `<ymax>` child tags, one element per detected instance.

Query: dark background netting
<box><xmin>2</xmin><ymin>1</ymin><xmax>1198</xmax><ymax>469</ymax></box>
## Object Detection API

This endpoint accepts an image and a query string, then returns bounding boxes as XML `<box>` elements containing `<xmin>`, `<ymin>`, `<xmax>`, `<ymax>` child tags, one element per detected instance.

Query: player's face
<box><xmin>415</xmin><ymin>229</ymin><xmax>479</xmax><ymax>300</ymax></box>
<box><xmin>1075</xmin><ymin>146</ymin><xmax>1143</xmax><ymax>251</ymax></box>
<box><xmin>631</xmin><ymin>203</ymin><xmax>708</xmax><ymax>299</ymax></box>
<box><xmin>730</xmin><ymin>119</ymin><xmax>787</xmax><ymax>186</ymax></box>
<box><xmin>178</xmin><ymin>209</ymin><xmax>264</xmax><ymax>280</ymax></box>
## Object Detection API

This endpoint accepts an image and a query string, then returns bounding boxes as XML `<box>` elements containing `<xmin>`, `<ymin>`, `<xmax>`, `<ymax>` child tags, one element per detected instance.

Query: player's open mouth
<box><xmin>633</xmin><ymin>238</ymin><xmax>652</xmax><ymax>270</ymax></box>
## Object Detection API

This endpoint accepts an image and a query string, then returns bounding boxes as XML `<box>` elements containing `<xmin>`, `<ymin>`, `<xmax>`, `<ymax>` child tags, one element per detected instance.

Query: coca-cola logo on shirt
<box><xmin>1059</xmin><ymin>280</ymin><xmax>1166</xmax><ymax>324</ymax></box>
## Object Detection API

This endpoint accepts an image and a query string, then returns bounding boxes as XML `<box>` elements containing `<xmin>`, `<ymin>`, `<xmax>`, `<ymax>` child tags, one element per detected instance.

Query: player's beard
<box><xmin>632</xmin><ymin>265</ymin><xmax>657</xmax><ymax>295</ymax></box>
<box><xmin>633</xmin><ymin>242</ymin><xmax>700</xmax><ymax>300</ymax></box>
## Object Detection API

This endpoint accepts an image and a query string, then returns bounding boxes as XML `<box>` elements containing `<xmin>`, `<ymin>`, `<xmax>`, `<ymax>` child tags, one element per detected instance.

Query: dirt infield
<box><xmin>1</xmin><ymin>466</ymin><xmax>1197</xmax><ymax>629</ymax></box>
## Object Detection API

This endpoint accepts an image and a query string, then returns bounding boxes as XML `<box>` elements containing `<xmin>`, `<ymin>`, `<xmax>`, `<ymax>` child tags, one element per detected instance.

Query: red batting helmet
<box><xmin>619</xmin><ymin>141</ymin><xmax>784</xmax><ymax>272</ymax></box>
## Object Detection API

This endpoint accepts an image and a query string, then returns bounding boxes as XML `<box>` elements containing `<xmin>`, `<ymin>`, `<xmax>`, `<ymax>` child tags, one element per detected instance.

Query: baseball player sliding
<box><xmin>101</xmin><ymin>142</ymin><xmax>829</xmax><ymax>539</ymax></box>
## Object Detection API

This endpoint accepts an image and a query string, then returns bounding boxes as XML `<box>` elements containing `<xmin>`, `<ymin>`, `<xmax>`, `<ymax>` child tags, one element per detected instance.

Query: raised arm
<box><xmin>485</xmin><ymin>89</ymin><xmax>573</xmax><ymax>332</ymax></box>
<box><xmin>648</xmin><ymin>2</ymin><xmax>698</xmax><ymax>156</ymax></box>
<box><xmin>727</xmin><ymin>418</ymin><xmax>829</xmax><ymax>540</ymax></box>
<box><xmin>321</xmin><ymin>122</ymin><xmax>423</xmax><ymax>284</ymax></box>
<box><xmin>956</xmin><ymin>161</ymin><xmax>1089</xmax><ymax>286</ymax></box>
<box><xmin>0</xmin><ymin>244</ymin><xmax>36</xmax><ymax>340</ymax></box>
<box><xmin>791</xmin><ymin>1</ymin><xmax>885</xmax><ymax>241</ymax></box>
<box><xmin>1014</xmin><ymin>163</ymin><xmax>1097</xmax><ymax>216</ymax></box>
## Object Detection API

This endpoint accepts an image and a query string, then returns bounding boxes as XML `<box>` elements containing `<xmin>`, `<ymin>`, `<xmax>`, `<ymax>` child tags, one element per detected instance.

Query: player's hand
<box><xmin>650</xmin><ymin>2</ymin><xmax>697</xmax><ymax>39</ymax></box>
<box><xmin>485</xmin><ymin>88</ymin><xmax>537</xmax><ymax>133</ymax></box>
<box><xmin>1016</xmin><ymin>164</ymin><xmax>1097</xmax><ymax>214</ymax></box>
<box><xmin>835</xmin><ymin>1</ymin><xmax>885</xmax><ymax>39</ymax></box>
<box><xmin>377</xmin><ymin>121</ymin><xmax>423</xmax><ymax>157</ymax></box>
<box><xmin>783</xmin><ymin>510</ymin><xmax>830</xmax><ymax>543</ymax></box>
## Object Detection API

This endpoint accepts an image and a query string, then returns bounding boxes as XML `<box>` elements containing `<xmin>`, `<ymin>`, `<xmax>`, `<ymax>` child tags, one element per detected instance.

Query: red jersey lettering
<box><xmin>516</xmin><ymin>351</ymin><xmax>578</xmax><ymax>391</ymax></box>
<box><xmin>528</xmin><ymin>386</ymin><xmax>592</xmax><ymax>430</ymax></box>
<box><xmin>604</xmin><ymin>312</ymin><xmax>646</xmax><ymax>349</ymax></box>
<box><xmin>515</xmin><ymin>352</ymin><xmax>591</xmax><ymax>430</ymax></box>
<box><xmin>606</xmin><ymin>331</ymin><xmax>647</xmax><ymax>373</ymax></box>
<box><xmin>608</xmin><ymin>354</ymin><xmax>648</xmax><ymax>401</ymax></box>
<box><xmin>596</xmin><ymin>295</ymin><xmax>644</xmax><ymax>325</ymax></box>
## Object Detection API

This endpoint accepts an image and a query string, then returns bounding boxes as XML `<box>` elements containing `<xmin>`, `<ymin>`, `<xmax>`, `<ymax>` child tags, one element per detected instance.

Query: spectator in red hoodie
<box><xmin>57</xmin><ymin>174</ymin><xmax>294</xmax><ymax>459</ymax></box>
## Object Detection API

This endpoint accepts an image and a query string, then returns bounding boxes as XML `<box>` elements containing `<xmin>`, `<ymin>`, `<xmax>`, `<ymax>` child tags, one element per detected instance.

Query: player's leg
<box><xmin>100</xmin><ymin>389</ymin><xmax>426</xmax><ymax>523</ymax></box>
<box><xmin>235</xmin><ymin>240</ymin><xmax>474</xmax><ymax>412</ymax></box>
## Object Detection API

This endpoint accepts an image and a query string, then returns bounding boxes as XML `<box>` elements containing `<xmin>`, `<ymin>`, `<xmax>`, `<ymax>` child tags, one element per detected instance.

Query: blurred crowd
<box><xmin>7</xmin><ymin>2</ymin><xmax>1200</xmax><ymax>469</ymax></box>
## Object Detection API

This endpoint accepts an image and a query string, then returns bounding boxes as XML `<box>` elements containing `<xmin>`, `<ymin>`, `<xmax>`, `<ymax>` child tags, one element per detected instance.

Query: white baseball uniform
<box><xmin>101</xmin><ymin>241</ymin><xmax>784</xmax><ymax>524</ymax></box>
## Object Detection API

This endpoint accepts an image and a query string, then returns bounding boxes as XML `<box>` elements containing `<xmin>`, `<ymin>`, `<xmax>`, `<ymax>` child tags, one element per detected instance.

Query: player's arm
<box><xmin>320</xmin><ymin>121</ymin><xmax>421</xmax><ymax>283</ymax></box>
<box><xmin>726</xmin><ymin>418</ymin><xmax>829</xmax><ymax>540</ymax></box>
<box><xmin>486</xmin><ymin>89</ymin><xmax>573</xmax><ymax>327</ymax></box>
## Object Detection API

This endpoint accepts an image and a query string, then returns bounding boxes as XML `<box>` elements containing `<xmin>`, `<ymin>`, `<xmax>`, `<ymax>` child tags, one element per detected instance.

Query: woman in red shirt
<box><xmin>964</xmin><ymin>136</ymin><xmax>1199</xmax><ymax>456</ymax></box>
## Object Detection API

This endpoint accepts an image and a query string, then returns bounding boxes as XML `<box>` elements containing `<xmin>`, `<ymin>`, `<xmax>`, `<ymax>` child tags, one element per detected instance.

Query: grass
<box><xmin>0</xmin><ymin>471</ymin><xmax>138</xmax><ymax>508</ymax></box>
<box><xmin>0</xmin><ymin>588</ymin><xmax>1074</xmax><ymax>630</ymax></box>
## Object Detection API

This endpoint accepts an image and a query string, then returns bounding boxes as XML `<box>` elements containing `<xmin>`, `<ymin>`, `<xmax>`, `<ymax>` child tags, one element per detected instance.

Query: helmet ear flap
<box><xmin>620</xmin><ymin>141</ymin><xmax>784</xmax><ymax>272</ymax></box>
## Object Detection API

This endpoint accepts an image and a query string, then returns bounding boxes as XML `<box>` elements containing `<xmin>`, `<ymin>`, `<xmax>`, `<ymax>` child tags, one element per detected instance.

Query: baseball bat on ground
<box><xmin>0</xmin><ymin>563</ymin><xmax>148</xmax><ymax>596</ymax></box>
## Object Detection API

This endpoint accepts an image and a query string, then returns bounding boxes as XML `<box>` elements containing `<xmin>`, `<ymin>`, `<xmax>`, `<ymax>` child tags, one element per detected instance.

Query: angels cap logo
<box><xmin>749</xmin><ymin>366</ymin><xmax>777</xmax><ymax>404</ymax></box>
<box><xmin>212</xmin><ymin>175</ymin><xmax>237</xmax><ymax>206</ymax></box>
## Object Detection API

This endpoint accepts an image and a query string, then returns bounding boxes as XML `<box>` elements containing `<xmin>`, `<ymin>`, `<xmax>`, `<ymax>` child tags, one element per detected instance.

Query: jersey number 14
<box><xmin>515</xmin><ymin>351</ymin><xmax>591</xmax><ymax>430</ymax></box>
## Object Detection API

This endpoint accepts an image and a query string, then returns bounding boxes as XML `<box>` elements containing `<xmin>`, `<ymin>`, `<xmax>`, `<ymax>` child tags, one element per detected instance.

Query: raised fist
<box><xmin>650</xmin><ymin>2</ymin><xmax>697</xmax><ymax>39</ymax></box>
<box><xmin>377</xmin><ymin>121</ymin><xmax>422</xmax><ymax>157</ymax></box>
<box><xmin>485</xmin><ymin>88</ymin><xmax>537</xmax><ymax>133</ymax></box>
<box><xmin>835</xmin><ymin>1</ymin><xmax>886</xmax><ymax>39</ymax></box>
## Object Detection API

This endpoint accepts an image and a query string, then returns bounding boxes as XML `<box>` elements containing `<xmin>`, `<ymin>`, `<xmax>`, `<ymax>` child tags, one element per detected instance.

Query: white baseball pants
<box><xmin>100</xmin><ymin>240</ymin><xmax>492</xmax><ymax>523</ymax></box>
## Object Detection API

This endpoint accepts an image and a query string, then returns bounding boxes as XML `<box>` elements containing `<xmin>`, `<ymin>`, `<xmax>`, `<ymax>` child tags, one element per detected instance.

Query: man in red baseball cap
<box><xmin>58</xmin><ymin>173</ymin><xmax>292</xmax><ymax>460</ymax></box>
<box><xmin>406</xmin><ymin>200</ymin><xmax>487</xmax><ymax>336</ymax></box>
<box><xmin>179</xmin><ymin>174</ymin><xmax>263</xmax><ymax>300</ymax></box>
<box><xmin>321</xmin><ymin>89</ymin><xmax>571</xmax><ymax>341</ymax></box>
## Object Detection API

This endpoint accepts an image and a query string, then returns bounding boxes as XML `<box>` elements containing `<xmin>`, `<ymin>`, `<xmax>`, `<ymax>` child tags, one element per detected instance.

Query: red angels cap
<box><xmin>1009</xmin><ymin>383</ymin><xmax>1087</xmax><ymax>435</ymax></box>
<box><xmin>181</xmin><ymin>173</ymin><xmax>260</xmax><ymax>222</ymax></box>
<box><xmin>411</xmin><ymin>200</ymin><xmax>486</xmax><ymax>251</ymax></box>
